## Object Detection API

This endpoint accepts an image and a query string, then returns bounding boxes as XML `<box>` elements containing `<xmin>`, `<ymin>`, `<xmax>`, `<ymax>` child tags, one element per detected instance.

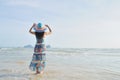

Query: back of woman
<box><xmin>29</xmin><ymin>22</ymin><xmax>52</xmax><ymax>74</ymax></box>
<box><xmin>34</xmin><ymin>32</ymin><xmax>45</xmax><ymax>53</ymax></box>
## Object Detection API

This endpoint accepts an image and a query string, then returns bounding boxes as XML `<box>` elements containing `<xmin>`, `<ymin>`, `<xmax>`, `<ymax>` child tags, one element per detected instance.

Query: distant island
<box><xmin>24</xmin><ymin>45</ymin><xmax>33</xmax><ymax>48</ymax></box>
<box><xmin>24</xmin><ymin>44</ymin><xmax>51</xmax><ymax>48</ymax></box>
<box><xmin>46</xmin><ymin>45</ymin><xmax>51</xmax><ymax>48</ymax></box>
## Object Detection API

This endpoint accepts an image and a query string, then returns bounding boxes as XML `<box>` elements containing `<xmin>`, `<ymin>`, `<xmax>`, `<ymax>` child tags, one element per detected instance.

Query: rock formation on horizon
<box><xmin>24</xmin><ymin>45</ymin><xmax>33</xmax><ymax>48</ymax></box>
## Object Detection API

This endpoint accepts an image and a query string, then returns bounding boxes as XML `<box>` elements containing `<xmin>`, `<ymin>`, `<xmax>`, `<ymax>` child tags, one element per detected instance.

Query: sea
<box><xmin>0</xmin><ymin>48</ymin><xmax>120</xmax><ymax>80</ymax></box>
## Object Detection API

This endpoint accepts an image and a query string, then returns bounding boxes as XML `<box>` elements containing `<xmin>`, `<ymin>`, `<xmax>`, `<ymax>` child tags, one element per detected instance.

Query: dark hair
<box><xmin>35</xmin><ymin>32</ymin><xmax>44</xmax><ymax>39</ymax></box>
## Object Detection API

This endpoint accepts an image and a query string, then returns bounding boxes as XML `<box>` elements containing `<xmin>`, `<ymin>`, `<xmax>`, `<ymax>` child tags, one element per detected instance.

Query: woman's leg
<box><xmin>40</xmin><ymin>61</ymin><xmax>45</xmax><ymax>74</ymax></box>
<box><xmin>36</xmin><ymin>63</ymin><xmax>40</xmax><ymax>74</ymax></box>
<box><xmin>36</xmin><ymin>62</ymin><xmax>45</xmax><ymax>74</ymax></box>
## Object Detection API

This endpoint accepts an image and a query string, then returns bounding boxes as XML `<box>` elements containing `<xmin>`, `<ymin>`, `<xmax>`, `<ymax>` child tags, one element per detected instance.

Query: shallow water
<box><xmin>0</xmin><ymin>48</ymin><xmax>120</xmax><ymax>80</ymax></box>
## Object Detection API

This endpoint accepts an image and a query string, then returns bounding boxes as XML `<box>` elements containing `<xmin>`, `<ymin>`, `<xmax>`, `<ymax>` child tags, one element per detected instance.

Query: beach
<box><xmin>0</xmin><ymin>48</ymin><xmax>120</xmax><ymax>80</ymax></box>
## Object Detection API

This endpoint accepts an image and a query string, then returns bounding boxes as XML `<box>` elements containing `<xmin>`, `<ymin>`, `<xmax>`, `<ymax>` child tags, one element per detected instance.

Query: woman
<box><xmin>29</xmin><ymin>22</ymin><xmax>52</xmax><ymax>74</ymax></box>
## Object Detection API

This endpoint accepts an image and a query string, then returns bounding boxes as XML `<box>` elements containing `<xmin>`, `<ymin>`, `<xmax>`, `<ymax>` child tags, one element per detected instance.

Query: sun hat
<box><xmin>34</xmin><ymin>23</ymin><xmax>47</xmax><ymax>32</ymax></box>
<box><xmin>35</xmin><ymin>28</ymin><xmax>47</xmax><ymax>32</ymax></box>
<box><xmin>37</xmin><ymin>23</ymin><xmax>42</xmax><ymax>28</ymax></box>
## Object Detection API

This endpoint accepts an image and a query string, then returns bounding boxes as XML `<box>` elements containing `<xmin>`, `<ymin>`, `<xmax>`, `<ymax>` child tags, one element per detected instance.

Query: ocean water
<box><xmin>0</xmin><ymin>48</ymin><xmax>120</xmax><ymax>80</ymax></box>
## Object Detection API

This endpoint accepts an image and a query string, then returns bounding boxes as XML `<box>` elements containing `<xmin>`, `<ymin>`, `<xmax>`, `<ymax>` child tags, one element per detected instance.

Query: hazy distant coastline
<box><xmin>23</xmin><ymin>44</ymin><xmax>51</xmax><ymax>48</ymax></box>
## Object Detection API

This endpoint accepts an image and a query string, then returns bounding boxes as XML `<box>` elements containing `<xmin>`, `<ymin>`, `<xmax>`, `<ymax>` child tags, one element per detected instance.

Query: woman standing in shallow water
<box><xmin>29</xmin><ymin>22</ymin><xmax>52</xmax><ymax>74</ymax></box>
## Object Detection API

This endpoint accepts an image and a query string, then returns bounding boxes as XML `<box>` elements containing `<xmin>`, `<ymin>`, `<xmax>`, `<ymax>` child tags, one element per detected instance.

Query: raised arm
<box><xmin>29</xmin><ymin>23</ymin><xmax>35</xmax><ymax>35</ymax></box>
<box><xmin>45</xmin><ymin>25</ymin><xmax>52</xmax><ymax>35</ymax></box>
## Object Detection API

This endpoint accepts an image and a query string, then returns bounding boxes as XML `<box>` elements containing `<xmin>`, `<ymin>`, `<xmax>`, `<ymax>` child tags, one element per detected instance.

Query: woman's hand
<box><xmin>32</xmin><ymin>23</ymin><xmax>36</xmax><ymax>28</ymax></box>
<box><xmin>29</xmin><ymin>23</ymin><xmax>35</xmax><ymax>35</ymax></box>
<box><xmin>45</xmin><ymin>24</ymin><xmax>49</xmax><ymax>27</ymax></box>
<box><xmin>44</xmin><ymin>24</ymin><xmax>52</xmax><ymax>35</ymax></box>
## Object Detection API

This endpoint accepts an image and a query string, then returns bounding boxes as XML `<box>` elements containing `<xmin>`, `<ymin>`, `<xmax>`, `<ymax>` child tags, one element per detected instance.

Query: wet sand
<box><xmin>0</xmin><ymin>60</ymin><xmax>120</xmax><ymax>80</ymax></box>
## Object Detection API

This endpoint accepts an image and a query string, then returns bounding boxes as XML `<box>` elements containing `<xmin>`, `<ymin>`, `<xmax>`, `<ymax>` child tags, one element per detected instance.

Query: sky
<box><xmin>0</xmin><ymin>0</ymin><xmax>120</xmax><ymax>48</ymax></box>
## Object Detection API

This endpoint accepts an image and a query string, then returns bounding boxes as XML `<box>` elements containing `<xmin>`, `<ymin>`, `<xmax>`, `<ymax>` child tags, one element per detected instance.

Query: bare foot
<box><xmin>35</xmin><ymin>71</ymin><xmax>40</xmax><ymax>75</ymax></box>
<box><xmin>40</xmin><ymin>71</ymin><xmax>44</xmax><ymax>74</ymax></box>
